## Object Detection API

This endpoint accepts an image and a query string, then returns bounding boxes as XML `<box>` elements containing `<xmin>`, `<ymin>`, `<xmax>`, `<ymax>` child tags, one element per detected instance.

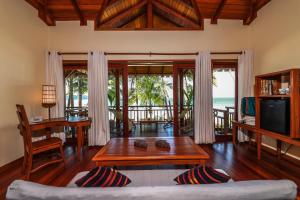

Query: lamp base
<box><xmin>48</xmin><ymin>107</ymin><xmax>51</xmax><ymax>120</ymax></box>
<box><xmin>42</xmin><ymin>104</ymin><xmax>55</xmax><ymax>120</ymax></box>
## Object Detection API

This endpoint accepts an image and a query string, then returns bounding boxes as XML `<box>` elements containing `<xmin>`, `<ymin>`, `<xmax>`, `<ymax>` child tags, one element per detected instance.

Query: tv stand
<box><xmin>233</xmin><ymin>69</ymin><xmax>300</xmax><ymax>160</ymax></box>
<box><xmin>232</xmin><ymin>120</ymin><xmax>300</xmax><ymax>160</ymax></box>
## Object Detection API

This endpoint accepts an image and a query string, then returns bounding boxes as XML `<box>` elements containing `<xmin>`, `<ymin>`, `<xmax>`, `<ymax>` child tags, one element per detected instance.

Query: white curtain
<box><xmin>45</xmin><ymin>51</ymin><xmax>65</xmax><ymax>142</ymax></box>
<box><xmin>88</xmin><ymin>51</ymin><xmax>110</xmax><ymax>146</ymax></box>
<box><xmin>238</xmin><ymin>50</ymin><xmax>254</xmax><ymax>142</ymax></box>
<box><xmin>194</xmin><ymin>51</ymin><xmax>215</xmax><ymax>144</ymax></box>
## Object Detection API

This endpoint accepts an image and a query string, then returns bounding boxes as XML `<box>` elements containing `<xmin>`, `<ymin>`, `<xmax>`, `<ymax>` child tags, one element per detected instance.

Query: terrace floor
<box><xmin>110</xmin><ymin>123</ymin><xmax>195</xmax><ymax>138</ymax></box>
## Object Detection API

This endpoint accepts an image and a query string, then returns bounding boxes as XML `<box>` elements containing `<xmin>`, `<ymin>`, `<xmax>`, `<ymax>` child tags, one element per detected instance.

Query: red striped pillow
<box><xmin>75</xmin><ymin>167</ymin><xmax>131</xmax><ymax>187</ymax></box>
<box><xmin>174</xmin><ymin>166</ymin><xmax>230</xmax><ymax>184</ymax></box>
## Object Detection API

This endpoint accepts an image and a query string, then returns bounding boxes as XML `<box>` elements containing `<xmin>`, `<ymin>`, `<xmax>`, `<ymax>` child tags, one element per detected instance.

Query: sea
<box><xmin>67</xmin><ymin>96</ymin><xmax>234</xmax><ymax>111</ymax></box>
<box><xmin>213</xmin><ymin>97</ymin><xmax>235</xmax><ymax>110</ymax></box>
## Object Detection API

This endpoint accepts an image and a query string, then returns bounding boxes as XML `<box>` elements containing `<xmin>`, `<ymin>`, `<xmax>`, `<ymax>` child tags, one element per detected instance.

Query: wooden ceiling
<box><xmin>25</xmin><ymin>0</ymin><xmax>272</xmax><ymax>30</ymax></box>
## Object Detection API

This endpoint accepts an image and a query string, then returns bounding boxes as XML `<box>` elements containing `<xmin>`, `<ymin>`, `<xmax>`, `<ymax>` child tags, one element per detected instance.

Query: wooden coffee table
<box><xmin>92</xmin><ymin>137</ymin><xmax>209</xmax><ymax>167</ymax></box>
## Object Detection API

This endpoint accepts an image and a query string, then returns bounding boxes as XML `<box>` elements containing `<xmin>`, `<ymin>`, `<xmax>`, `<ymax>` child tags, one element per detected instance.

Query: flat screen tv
<box><xmin>260</xmin><ymin>99</ymin><xmax>290</xmax><ymax>135</ymax></box>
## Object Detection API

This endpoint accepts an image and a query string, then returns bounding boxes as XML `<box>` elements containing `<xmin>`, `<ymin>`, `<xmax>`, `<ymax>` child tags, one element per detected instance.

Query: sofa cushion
<box><xmin>68</xmin><ymin>169</ymin><xmax>231</xmax><ymax>187</ymax></box>
<box><xmin>174</xmin><ymin>166</ymin><xmax>230</xmax><ymax>185</ymax></box>
<box><xmin>75</xmin><ymin>167</ymin><xmax>131</xmax><ymax>187</ymax></box>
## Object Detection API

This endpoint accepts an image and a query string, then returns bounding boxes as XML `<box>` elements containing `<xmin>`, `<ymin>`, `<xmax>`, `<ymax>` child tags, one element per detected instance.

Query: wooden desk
<box><xmin>232</xmin><ymin>121</ymin><xmax>262</xmax><ymax>159</ymax></box>
<box><xmin>233</xmin><ymin>120</ymin><xmax>300</xmax><ymax>160</ymax></box>
<box><xmin>29</xmin><ymin>117</ymin><xmax>91</xmax><ymax>160</ymax></box>
<box><xmin>93</xmin><ymin>137</ymin><xmax>209</xmax><ymax>167</ymax></box>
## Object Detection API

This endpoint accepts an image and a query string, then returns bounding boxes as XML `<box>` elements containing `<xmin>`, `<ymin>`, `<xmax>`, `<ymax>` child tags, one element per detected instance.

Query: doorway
<box><xmin>108</xmin><ymin>60</ymin><xmax>196</xmax><ymax>138</ymax></box>
<box><xmin>212</xmin><ymin>59</ymin><xmax>238</xmax><ymax>137</ymax></box>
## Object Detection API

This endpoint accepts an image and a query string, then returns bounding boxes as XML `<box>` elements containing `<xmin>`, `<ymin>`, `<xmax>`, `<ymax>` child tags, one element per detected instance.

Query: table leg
<box><xmin>140</xmin><ymin>123</ymin><xmax>142</xmax><ymax>133</ymax></box>
<box><xmin>256</xmin><ymin>132</ymin><xmax>262</xmax><ymax>160</ymax></box>
<box><xmin>277</xmin><ymin>140</ymin><xmax>282</xmax><ymax>159</ymax></box>
<box><xmin>77</xmin><ymin>126</ymin><xmax>84</xmax><ymax>160</ymax></box>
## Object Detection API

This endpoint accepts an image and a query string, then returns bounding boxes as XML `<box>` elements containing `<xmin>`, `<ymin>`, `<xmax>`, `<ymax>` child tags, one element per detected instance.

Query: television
<box><xmin>260</xmin><ymin>99</ymin><xmax>290</xmax><ymax>135</ymax></box>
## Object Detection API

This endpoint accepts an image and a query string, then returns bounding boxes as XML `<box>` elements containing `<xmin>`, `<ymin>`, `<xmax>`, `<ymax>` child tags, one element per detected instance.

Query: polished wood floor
<box><xmin>1</xmin><ymin>142</ymin><xmax>299</xmax><ymax>199</ymax></box>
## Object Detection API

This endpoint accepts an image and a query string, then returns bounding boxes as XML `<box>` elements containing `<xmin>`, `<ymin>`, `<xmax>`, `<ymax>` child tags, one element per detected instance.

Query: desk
<box><xmin>232</xmin><ymin>120</ymin><xmax>261</xmax><ymax>159</ymax></box>
<box><xmin>232</xmin><ymin>120</ymin><xmax>300</xmax><ymax>160</ymax></box>
<box><xmin>29</xmin><ymin>117</ymin><xmax>91</xmax><ymax>160</ymax></box>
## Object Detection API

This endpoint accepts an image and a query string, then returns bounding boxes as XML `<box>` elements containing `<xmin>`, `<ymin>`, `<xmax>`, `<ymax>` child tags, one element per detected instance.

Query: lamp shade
<box><xmin>42</xmin><ymin>85</ymin><xmax>56</xmax><ymax>107</ymax></box>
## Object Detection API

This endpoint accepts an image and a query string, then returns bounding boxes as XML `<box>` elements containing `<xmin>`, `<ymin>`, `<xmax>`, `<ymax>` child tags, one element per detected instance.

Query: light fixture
<box><xmin>42</xmin><ymin>85</ymin><xmax>56</xmax><ymax>119</ymax></box>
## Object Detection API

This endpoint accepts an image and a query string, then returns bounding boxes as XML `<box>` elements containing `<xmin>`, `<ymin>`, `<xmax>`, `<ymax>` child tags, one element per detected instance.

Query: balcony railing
<box><xmin>213</xmin><ymin>106</ymin><xmax>235</xmax><ymax>134</ymax></box>
<box><xmin>65</xmin><ymin>105</ymin><xmax>235</xmax><ymax>135</ymax></box>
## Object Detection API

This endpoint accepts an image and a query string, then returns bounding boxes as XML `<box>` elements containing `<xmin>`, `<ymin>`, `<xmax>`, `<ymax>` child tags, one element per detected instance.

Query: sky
<box><xmin>213</xmin><ymin>71</ymin><xmax>235</xmax><ymax>98</ymax></box>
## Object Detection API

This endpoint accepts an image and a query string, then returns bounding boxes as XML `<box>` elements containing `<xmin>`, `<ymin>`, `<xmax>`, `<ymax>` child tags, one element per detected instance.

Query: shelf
<box><xmin>258</xmin><ymin>95</ymin><xmax>290</xmax><ymax>98</ymax></box>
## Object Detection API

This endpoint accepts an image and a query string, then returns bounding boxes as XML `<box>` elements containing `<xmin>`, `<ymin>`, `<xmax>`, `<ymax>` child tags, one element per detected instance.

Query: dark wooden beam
<box><xmin>70</xmin><ymin>0</ymin><xmax>87</xmax><ymax>26</ymax></box>
<box><xmin>95</xmin><ymin>0</ymin><xmax>109</xmax><ymax>28</ymax></box>
<box><xmin>152</xmin><ymin>0</ymin><xmax>201</xmax><ymax>29</ymax></box>
<box><xmin>191</xmin><ymin>0</ymin><xmax>204</xmax><ymax>29</ymax></box>
<box><xmin>35</xmin><ymin>0</ymin><xmax>55</xmax><ymax>26</ymax></box>
<box><xmin>147</xmin><ymin>0</ymin><xmax>153</xmax><ymax>28</ymax></box>
<box><xmin>211</xmin><ymin>0</ymin><xmax>227</xmax><ymax>24</ymax></box>
<box><xmin>97</xmin><ymin>0</ymin><xmax>148</xmax><ymax>29</ymax></box>
<box><xmin>244</xmin><ymin>0</ymin><xmax>258</xmax><ymax>25</ymax></box>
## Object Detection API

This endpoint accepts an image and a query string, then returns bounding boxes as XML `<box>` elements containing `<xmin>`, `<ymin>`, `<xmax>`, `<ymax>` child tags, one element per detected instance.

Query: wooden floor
<box><xmin>1</xmin><ymin>142</ymin><xmax>300</xmax><ymax>199</ymax></box>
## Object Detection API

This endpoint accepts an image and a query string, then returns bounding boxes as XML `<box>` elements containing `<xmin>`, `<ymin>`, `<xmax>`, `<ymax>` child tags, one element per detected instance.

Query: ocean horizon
<box><xmin>213</xmin><ymin>97</ymin><xmax>234</xmax><ymax>109</ymax></box>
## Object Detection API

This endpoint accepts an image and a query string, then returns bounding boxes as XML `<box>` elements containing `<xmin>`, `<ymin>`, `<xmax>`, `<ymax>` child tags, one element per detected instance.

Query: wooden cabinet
<box><xmin>255</xmin><ymin>69</ymin><xmax>300</xmax><ymax>139</ymax></box>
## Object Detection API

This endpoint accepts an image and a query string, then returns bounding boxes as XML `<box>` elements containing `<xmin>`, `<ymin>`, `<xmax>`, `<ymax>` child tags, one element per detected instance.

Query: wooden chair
<box><xmin>16</xmin><ymin>105</ymin><xmax>65</xmax><ymax>179</ymax></box>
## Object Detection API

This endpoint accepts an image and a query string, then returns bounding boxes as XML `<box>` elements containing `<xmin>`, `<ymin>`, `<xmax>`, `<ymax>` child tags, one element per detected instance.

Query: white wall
<box><xmin>0</xmin><ymin>0</ymin><xmax>48</xmax><ymax>166</ymax></box>
<box><xmin>249</xmin><ymin>0</ymin><xmax>300</xmax><ymax>75</ymax></box>
<box><xmin>48</xmin><ymin>20</ymin><xmax>248</xmax><ymax>60</ymax></box>
<box><xmin>249</xmin><ymin>0</ymin><xmax>300</xmax><ymax>157</ymax></box>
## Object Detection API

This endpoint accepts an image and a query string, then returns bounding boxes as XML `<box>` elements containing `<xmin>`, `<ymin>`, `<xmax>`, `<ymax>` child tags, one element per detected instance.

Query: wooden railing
<box><xmin>213</xmin><ymin>106</ymin><xmax>235</xmax><ymax>134</ymax></box>
<box><xmin>65</xmin><ymin>105</ymin><xmax>234</xmax><ymax>134</ymax></box>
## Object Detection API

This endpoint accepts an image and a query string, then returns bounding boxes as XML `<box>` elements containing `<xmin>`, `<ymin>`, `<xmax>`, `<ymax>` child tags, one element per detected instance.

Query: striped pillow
<box><xmin>75</xmin><ymin>167</ymin><xmax>131</xmax><ymax>187</ymax></box>
<box><xmin>174</xmin><ymin>166</ymin><xmax>230</xmax><ymax>185</ymax></box>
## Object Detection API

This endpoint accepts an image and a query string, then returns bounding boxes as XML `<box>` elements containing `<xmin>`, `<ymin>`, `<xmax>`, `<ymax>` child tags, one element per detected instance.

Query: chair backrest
<box><xmin>16</xmin><ymin>105</ymin><xmax>32</xmax><ymax>152</ymax></box>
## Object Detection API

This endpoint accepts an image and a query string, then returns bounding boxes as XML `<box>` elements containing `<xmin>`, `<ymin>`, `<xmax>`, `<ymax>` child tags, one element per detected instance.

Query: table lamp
<box><xmin>42</xmin><ymin>85</ymin><xmax>56</xmax><ymax>119</ymax></box>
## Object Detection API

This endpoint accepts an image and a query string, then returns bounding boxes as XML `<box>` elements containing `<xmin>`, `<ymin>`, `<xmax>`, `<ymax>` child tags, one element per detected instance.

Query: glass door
<box><xmin>108</xmin><ymin>62</ymin><xmax>129</xmax><ymax>138</ymax></box>
<box><xmin>173</xmin><ymin>61</ymin><xmax>195</xmax><ymax>136</ymax></box>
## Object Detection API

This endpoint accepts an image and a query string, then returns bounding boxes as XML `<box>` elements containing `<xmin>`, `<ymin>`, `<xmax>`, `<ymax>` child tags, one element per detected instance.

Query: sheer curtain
<box><xmin>238</xmin><ymin>50</ymin><xmax>254</xmax><ymax>142</ymax></box>
<box><xmin>194</xmin><ymin>51</ymin><xmax>215</xmax><ymax>144</ymax></box>
<box><xmin>88</xmin><ymin>51</ymin><xmax>110</xmax><ymax>146</ymax></box>
<box><xmin>45</xmin><ymin>51</ymin><xmax>65</xmax><ymax>142</ymax></box>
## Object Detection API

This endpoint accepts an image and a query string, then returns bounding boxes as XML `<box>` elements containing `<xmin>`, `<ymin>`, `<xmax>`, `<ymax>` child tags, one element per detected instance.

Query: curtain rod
<box><xmin>53</xmin><ymin>51</ymin><xmax>243</xmax><ymax>56</ymax></box>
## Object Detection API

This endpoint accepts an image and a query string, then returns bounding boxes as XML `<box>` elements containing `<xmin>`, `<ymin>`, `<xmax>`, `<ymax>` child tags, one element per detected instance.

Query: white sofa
<box><xmin>6</xmin><ymin>169</ymin><xmax>297</xmax><ymax>200</ymax></box>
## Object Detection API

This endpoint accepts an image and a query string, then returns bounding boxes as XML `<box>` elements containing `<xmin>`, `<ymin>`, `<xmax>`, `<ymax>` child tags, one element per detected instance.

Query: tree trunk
<box><xmin>78</xmin><ymin>77</ymin><xmax>83</xmax><ymax>108</ymax></box>
<box><xmin>69</xmin><ymin>77</ymin><xmax>74</xmax><ymax>108</ymax></box>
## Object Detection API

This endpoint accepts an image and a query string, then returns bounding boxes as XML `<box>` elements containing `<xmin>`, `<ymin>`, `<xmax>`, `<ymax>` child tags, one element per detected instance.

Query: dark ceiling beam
<box><xmin>70</xmin><ymin>0</ymin><xmax>87</xmax><ymax>26</ymax></box>
<box><xmin>97</xmin><ymin>0</ymin><xmax>148</xmax><ymax>28</ymax></box>
<box><xmin>211</xmin><ymin>0</ymin><xmax>227</xmax><ymax>24</ymax></box>
<box><xmin>152</xmin><ymin>0</ymin><xmax>201</xmax><ymax>29</ymax></box>
<box><xmin>244</xmin><ymin>0</ymin><xmax>257</xmax><ymax>25</ymax></box>
<box><xmin>36</xmin><ymin>0</ymin><xmax>55</xmax><ymax>26</ymax></box>
<box><xmin>147</xmin><ymin>0</ymin><xmax>153</xmax><ymax>28</ymax></box>
<box><xmin>190</xmin><ymin>0</ymin><xmax>204</xmax><ymax>29</ymax></box>
<box><xmin>95</xmin><ymin>0</ymin><xmax>109</xmax><ymax>28</ymax></box>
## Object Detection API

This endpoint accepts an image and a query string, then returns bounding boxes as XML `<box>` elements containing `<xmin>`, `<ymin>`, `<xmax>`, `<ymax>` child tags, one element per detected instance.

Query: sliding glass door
<box><xmin>173</xmin><ymin>61</ymin><xmax>195</xmax><ymax>136</ymax></box>
<box><xmin>108</xmin><ymin>62</ymin><xmax>129</xmax><ymax>138</ymax></box>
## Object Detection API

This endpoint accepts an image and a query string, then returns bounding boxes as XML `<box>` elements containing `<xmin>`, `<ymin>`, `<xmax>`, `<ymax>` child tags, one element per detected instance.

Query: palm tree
<box><xmin>129</xmin><ymin>75</ymin><xmax>171</xmax><ymax>118</ymax></box>
<box><xmin>108</xmin><ymin>74</ymin><xmax>117</xmax><ymax>106</ymax></box>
